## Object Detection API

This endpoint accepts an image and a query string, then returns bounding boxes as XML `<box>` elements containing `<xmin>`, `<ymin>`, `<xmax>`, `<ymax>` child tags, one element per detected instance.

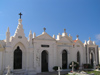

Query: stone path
<box><xmin>37</xmin><ymin>70</ymin><xmax>69</xmax><ymax>75</ymax></box>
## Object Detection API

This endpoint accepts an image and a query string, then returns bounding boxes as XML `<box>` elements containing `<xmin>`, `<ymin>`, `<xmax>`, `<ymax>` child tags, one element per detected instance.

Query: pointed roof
<box><xmin>13</xmin><ymin>13</ymin><xmax>25</xmax><ymax>37</ymax></box>
<box><xmin>7</xmin><ymin>27</ymin><xmax>9</xmax><ymax>32</ymax></box>
<box><xmin>57</xmin><ymin>35</ymin><xmax>73</xmax><ymax>43</ymax></box>
<box><xmin>14</xmin><ymin>19</ymin><xmax>25</xmax><ymax>37</ymax></box>
<box><xmin>29</xmin><ymin>30</ymin><xmax>32</xmax><ymax>35</ymax></box>
<box><xmin>73</xmin><ymin>39</ymin><xmax>84</xmax><ymax>48</ymax></box>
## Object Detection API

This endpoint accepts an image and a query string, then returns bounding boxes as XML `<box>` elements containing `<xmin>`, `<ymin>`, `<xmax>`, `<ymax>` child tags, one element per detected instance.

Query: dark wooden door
<box><xmin>41</xmin><ymin>50</ymin><xmax>48</xmax><ymax>72</ymax></box>
<box><xmin>91</xmin><ymin>53</ymin><xmax>93</xmax><ymax>66</ymax></box>
<box><xmin>14</xmin><ymin>46</ymin><xmax>22</xmax><ymax>69</ymax></box>
<box><xmin>77</xmin><ymin>51</ymin><xmax>80</xmax><ymax>65</ymax></box>
<box><xmin>62</xmin><ymin>50</ymin><xmax>67</xmax><ymax>69</ymax></box>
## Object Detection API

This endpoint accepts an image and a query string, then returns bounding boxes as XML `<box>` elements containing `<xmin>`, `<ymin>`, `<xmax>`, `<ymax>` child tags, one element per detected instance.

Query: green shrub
<box><xmin>53</xmin><ymin>66</ymin><xmax>61</xmax><ymax>71</ymax></box>
<box><xmin>83</xmin><ymin>64</ymin><xmax>93</xmax><ymax>69</ymax></box>
<box><xmin>69</xmin><ymin>61</ymin><xmax>79</xmax><ymax>70</ymax></box>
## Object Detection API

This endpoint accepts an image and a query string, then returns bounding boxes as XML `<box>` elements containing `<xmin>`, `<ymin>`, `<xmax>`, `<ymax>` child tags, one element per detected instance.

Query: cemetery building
<box><xmin>0</xmin><ymin>14</ymin><xmax>99</xmax><ymax>75</ymax></box>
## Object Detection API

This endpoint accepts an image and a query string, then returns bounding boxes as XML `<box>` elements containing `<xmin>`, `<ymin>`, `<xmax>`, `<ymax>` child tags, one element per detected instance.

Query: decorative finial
<box><xmin>93</xmin><ymin>41</ymin><xmax>95</xmax><ymax>45</ymax></box>
<box><xmin>33</xmin><ymin>32</ymin><xmax>36</xmax><ymax>38</ymax></box>
<box><xmin>43</xmin><ymin>27</ymin><xmax>46</xmax><ymax>32</ymax></box>
<box><xmin>89</xmin><ymin>37</ymin><xmax>91</xmax><ymax>40</ymax></box>
<box><xmin>76</xmin><ymin>35</ymin><xmax>79</xmax><ymax>40</ymax></box>
<box><xmin>19</xmin><ymin>12</ymin><xmax>22</xmax><ymax>19</ymax></box>
<box><xmin>77</xmin><ymin>35</ymin><xmax>79</xmax><ymax>38</ymax></box>
<box><xmin>53</xmin><ymin>35</ymin><xmax>55</xmax><ymax>39</ymax></box>
<box><xmin>84</xmin><ymin>40</ymin><xmax>87</xmax><ymax>45</ymax></box>
<box><xmin>64</xmin><ymin>29</ymin><xmax>66</xmax><ymax>33</ymax></box>
<box><xmin>29</xmin><ymin>30</ymin><xmax>32</xmax><ymax>34</ymax></box>
<box><xmin>7</xmin><ymin>27</ymin><xmax>9</xmax><ymax>32</ymax></box>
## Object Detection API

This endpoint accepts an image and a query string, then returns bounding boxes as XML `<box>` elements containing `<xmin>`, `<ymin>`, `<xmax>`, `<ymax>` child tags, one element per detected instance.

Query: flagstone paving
<box><xmin>37</xmin><ymin>71</ymin><xmax>68</xmax><ymax>75</ymax></box>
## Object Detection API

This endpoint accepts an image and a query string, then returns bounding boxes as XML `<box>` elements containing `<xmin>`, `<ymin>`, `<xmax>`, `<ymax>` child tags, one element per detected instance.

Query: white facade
<box><xmin>0</xmin><ymin>18</ymin><xmax>99</xmax><ymax>75</ymax></box>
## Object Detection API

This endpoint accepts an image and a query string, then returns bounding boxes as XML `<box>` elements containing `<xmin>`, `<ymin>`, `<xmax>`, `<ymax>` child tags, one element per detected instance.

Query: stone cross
<box><xmin>93</xmin><ymin>61</ymin><xmax>96</xmax><ymax>69</ymax></box>
<box><xmin>64</xmin><ymin>29</ymin><xmax>66</xmax><ymax>33</ymax></box>
<box><xmin>57</xmin><ymin>67</ymin><xmax>61</xmax><ymax>75</ymax></box>
<box><xmin>70</xmin><ymin>61</ymin><xmax>76</xmax><ymax>72</ymax></box>
<box><xmin>6</xmin><ymin>65</ymin><xmax>11</xmax><ymax>75</ymax></box>
<box><xmin>19</xmin><ymin>12</ymin><xmax>22</xmax><ymax>19</ymax></box>
<box><xmin>43</xmin><ymin>27</ymin><xmax>46</xmax><ymax>32</ymax></box>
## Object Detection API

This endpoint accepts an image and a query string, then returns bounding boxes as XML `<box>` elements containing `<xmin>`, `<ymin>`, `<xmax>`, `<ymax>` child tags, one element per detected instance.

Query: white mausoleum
<box><xmin>0</xmin><ymin>14</ymin><xmax>99</xmax><ymax>75</ymax></box>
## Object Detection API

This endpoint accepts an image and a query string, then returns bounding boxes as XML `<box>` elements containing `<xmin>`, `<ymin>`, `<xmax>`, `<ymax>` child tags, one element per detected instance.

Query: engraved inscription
<box><xmin>41</xmin><ymin>45</ymin><xmax>49</xmax><ymax>47</ymax></box>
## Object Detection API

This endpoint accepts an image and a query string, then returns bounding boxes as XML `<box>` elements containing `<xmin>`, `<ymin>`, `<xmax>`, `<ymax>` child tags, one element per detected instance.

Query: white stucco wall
<box><xmin>33</xmin><ymin>39</ymin><xmax>56</xmax><ymax>73</ymax></box>
<box><xmin>0</xmin><ymin>52</ymin><xmax>2</xmax><ymax>70</ymax></box>
<box><xmin>99</xmin><ymin>48</ymin><xmax>100</xmax><ymax>64</ymax></box>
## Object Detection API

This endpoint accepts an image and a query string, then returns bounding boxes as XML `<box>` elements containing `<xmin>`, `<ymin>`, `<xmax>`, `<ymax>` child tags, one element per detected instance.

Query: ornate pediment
<box><xmin>74</xmin><ymin>40</ymin><xmax>84</xmax><ymax>48</ymax></box>
<box><xmin>58</xmin><ymin>37</ymin><xmax>72</xmax><ymax>43</ymax></box>
<box><xmin>35</xmin><ymin>32</ymin><xmax>56</xmax><ymax>41</ymax></box>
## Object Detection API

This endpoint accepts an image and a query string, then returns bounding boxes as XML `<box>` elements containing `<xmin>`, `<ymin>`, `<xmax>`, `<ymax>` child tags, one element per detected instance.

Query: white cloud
<box><xmin>96</xmin><ymin>34</ymin><xmax>100</xmax><ymax>41</ymax></box>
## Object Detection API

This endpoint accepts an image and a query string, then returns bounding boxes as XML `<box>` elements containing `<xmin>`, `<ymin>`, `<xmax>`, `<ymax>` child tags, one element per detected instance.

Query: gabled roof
<box><xmin>73</xmin><ymin>39</ymin><xmax>84</xmax><ymax>47</ymax></box>
<box><xmin>34</xmin><ymin>32</ymin><xmax>56</xmax><ymax>41</ymax></box>
<box><xmin>14</xmin><ymin>19</ymin><xmax>25</xmax><ymax>38</ymax></box>
<box><xmin>74</xmin><ymin>40</ymin><xmax>78</xmax><ymax>43</ymax></box>
<box><xmin>57</xmin><ymin>36</ymin><xmax>73</xmax><ymax>43</ymax></box>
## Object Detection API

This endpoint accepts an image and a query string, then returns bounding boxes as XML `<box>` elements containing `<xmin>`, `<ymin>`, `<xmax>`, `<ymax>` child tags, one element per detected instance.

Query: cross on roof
<box><xmin>43</xmin><ymin>27</ymin><xmax>46</xmax><ymax>32</ymax></box>
<box><xmin>19</xmin><ymin>12</ymin><xmax>22</xmax><ymax>19</ymax></box>
<box><xmin>70</xmin><ymin>61</ymin><xmax>76</xmax><ymax>72</ymax></box>
<box><xmin>64</xmin><ymin>29</ymin><xmax>66</xmax><ymax>33</ymax></box>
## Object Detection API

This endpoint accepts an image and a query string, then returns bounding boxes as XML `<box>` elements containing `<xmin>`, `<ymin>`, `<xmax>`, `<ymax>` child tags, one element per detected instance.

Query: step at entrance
<box><xmin>13</xmin><ymin>69</ymin><xmax>27</xmax><ymax>75</ymax></box>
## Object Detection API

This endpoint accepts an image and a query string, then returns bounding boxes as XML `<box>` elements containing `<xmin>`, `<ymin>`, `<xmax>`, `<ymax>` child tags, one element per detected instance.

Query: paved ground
<box><xmin>37</xmin><ymin>70</ymin><xmax>71</xmax><ymax>75</ymax></box>
<box><xmin>36</xmin><ymin>69</ymin><xmax>95</xmax><ymax>75</ymax></box>
<box><xmin>37</xmin><ymin>71</ymin><xmax>68</xmax><ymax>75</ymax></box>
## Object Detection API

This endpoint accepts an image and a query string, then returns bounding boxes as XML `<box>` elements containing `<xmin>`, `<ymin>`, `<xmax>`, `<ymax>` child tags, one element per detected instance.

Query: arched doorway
<box><xmin>77</xmin><ymin>51</ymin><xmax>80</xmax><ymax>65</ymax></box>
<box><xmin>90</xmin><ymin>53</ymin><xmax>93</xmax><ymax>67</ymax></box>
<box><xmin>14</xmin><ymin>46</ymin><xmax>22</xmax><ymax>69</ymax></box>
<box><xmin>62</xmin><ymin>50</ymin><xmax>67</xmax><ymax>69</ymax></box>
<box><xmin>41</xmin><ymin>50</ymin><xmax>48</xmax><ymax>72</ymax></box>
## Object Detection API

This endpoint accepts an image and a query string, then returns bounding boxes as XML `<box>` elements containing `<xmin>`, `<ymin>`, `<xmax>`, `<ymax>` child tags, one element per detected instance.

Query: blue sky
<box><xmin>0</xmin><ymin>0</ymin><xmax>100</xmax><ymax>46</ymax></box>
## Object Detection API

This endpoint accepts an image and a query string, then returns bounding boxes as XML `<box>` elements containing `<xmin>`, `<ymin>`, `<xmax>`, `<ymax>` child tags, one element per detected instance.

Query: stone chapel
<box><xmin>0</xmin><ymin>13</ymin><xmax>99</xmax><ymax>75</ymax></box>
